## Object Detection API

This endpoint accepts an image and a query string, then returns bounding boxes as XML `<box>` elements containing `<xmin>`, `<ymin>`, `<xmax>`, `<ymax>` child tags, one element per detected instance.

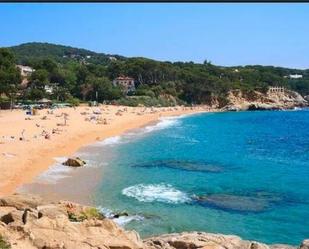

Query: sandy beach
<box><xmin>0</xmin><ymin>104</ymin><xmax>212</xmax><ymax>197</ymax></box>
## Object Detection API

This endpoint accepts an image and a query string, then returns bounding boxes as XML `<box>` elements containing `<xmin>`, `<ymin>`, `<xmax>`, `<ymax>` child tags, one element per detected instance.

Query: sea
<box><xmin>21</xmin><ymin>109</ymin><xmax>309</xmax><ymax>245</ymax></box>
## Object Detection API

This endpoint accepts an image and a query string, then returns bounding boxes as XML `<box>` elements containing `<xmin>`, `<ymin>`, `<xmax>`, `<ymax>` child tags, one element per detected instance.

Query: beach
<box><xmin>0</xmin><ymin>104</ymin><xmax>211</xmax><ymax>197</ymax></box>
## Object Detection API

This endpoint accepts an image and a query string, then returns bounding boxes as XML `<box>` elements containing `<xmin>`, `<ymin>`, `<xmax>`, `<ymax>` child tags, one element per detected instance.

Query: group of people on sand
<box><xmin>0</xmin><ymin>104</ymin><xmax>214</xmax><ymax>148</ymax></box>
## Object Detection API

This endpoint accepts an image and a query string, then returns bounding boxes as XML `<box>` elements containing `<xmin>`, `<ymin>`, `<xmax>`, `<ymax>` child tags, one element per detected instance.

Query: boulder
<box><xmin>300</xmin><ymin>240</ymin><xmax>309</xmax><ymax>249</ymax></box>
<box><xmin>62</xmin><ymin>157</ymin><xmax>86</xmax><ymax>167</ymax></box>
<box><xmin>113</xmin><ymin>212</ymin><xmax>129</xmax><ymax>219</ymax></box>
<box><xmin>0</xmin><ymin>193</ymin><xmax>44</xmax><ymax>210</ymax></box>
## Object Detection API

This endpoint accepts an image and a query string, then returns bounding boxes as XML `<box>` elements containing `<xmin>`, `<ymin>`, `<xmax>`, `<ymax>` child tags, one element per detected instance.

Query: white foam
<box><xmin>99</xmin><ymin>207</ymin><xmax>144</xmax><ymax>226</ymax></box>
<box><xmin>114</xmin><ymin>214</ymin><xmax>144</xmax><ymax>226</ymax></box>
<box><xmin>142</xmin><ymin>117</ymin><xmax>180</xmax><ymax>133</ymax></box>
<box><xmin>122</xmin><ymin>183</ymin><xmax>191</xmax><ymax>204</ymax></box>
<box><xmin>35</xmin><ymin>163</ymin><xmax>72</xmax><ymax>184</ymax></box>
<box><xmin>89</xmin><ymin>136</ymin><xmax>122</xmax><ymax>147</ymax></box>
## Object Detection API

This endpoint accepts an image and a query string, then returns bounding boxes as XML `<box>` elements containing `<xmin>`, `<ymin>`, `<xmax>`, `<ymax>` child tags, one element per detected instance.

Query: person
<box><xmin>19</xmin><ymin>129</ymin><xmax>26</xmax><ymax>141</ymax></box>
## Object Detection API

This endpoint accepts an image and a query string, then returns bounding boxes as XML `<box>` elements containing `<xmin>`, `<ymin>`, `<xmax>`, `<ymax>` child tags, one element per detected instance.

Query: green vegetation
<box><xmin>68</xmin><ymin>207</ymin><xmax>105</xmax><ymax>222</ymax></box>
<box><xmin>0</xmin><ymin>42</ymin><xmax>308</xmax><ymax>107</ymax></box>
<box><xmin>0</xmin><ymin>235</ymin><xmax>10</xmax><ymax>249</ymax></box>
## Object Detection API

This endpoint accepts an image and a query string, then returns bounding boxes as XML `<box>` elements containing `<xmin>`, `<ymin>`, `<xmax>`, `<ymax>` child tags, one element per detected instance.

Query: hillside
<box><xmin>8</xmin><ymin>42</ymin><xmax>126</xmax><ymax>65</ymax></box>
<box><xmin>1</xmin><ymin>42</ymin><xmax>309</xmax><ymax>107</ymax></box>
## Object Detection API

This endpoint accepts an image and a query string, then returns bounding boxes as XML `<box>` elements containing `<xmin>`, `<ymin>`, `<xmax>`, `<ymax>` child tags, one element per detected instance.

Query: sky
<box><xmin>0</xmin><ymin>3</ymin><xmax>308</xmax><ymax>69</ymax></box>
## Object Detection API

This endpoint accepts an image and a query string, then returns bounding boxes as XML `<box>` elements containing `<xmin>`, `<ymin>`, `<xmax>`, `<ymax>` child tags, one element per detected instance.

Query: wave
<box><xmin>99</xmin><ymin>207</ymin><xmax>144</xmax><ymax>226</ymax></box>
<box><xmin>35</xmin><ymin>160</ymin><xmax>73</xmax><ymax>184</ymax></box>
<box><xmin>122</xmin><ymin>183</ymin><xmax>191</xmax><ymax>204</ymax></box>
<box><xmin>90</xmin><ymin>136</ymin><xmax>122</xmax><ymax>147</ymax></box>
<box><xmin>142</xmin><ymin>117</ymin><xmax>181</xmax><ymax>134</ymax></box>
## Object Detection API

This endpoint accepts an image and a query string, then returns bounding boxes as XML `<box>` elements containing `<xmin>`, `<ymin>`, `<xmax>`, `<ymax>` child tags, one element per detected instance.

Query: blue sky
<box><xmin>0</xmin><ymin>3</ymin><xmax>308</xmax><ymax>69</ymax></box>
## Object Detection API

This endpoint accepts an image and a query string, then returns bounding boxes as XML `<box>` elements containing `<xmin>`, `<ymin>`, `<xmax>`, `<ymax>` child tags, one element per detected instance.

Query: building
<box><xmin>289</xmin><ymin>74</ymin><xmax>303</xmax><ymax>79</ymax></box>
<box><xmin>109</xmin><ymin>56</ymin><xmax>117</xmax><ymax>61</ymax></box>
<box><xmin>113</xmin><ymin>76</ymin><xmax>135</xmax><ymax>93</ymax></box>
<box><xmin>16</xmin><ymin>65</ymin><xmax>35</xmax><ymax>77</ymax></box>
<box><xmin>44</xmin><ymin>85</ymin><xmax>55</xmax><ymax>94</ymax></box>
<box><xmin>268</xmin><ymin>86</ymin><xmax>285</xmax><ymax>94</ymax></box>
<box><xmin>16</xmin><ymin>65</ymin><xmax>35</xmax><ymax>87</ymax></box>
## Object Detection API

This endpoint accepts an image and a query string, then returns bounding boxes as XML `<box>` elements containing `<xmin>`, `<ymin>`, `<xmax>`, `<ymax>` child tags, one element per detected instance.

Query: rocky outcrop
<box><xmin>62</xmin><ymin>157</ymin><xmax>86</xmax><ymax>167</ymax></box>
<box><xmin>300</xmin><ymin>240</ymin><xmax>309</xmax><ymax>249</ymax></box>
<box><xmin>222</xmin><ymin>89</ymin><xmax>308</xmax><ymax>111</ymax></box>
<box><xmin>0</xmin><ymin>193</ymin><xmax>143</xmax><ymax>249</ymax></box>
<box><xmin>144</xmin><ymin>232</ymin><xmax>297</xmax><ymax>249</ymax></box>
<box><xmin>0</xmin><ymin>194</ymin><xmax>307</xmax><ymax>249</ymax></box>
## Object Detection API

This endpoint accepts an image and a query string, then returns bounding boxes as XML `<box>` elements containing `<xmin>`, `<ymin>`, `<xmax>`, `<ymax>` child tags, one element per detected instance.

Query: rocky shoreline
<box><xmin>221</xmin><ymin>89</ymin><xmax>308</xmax><ymax>112</ymax></box>
<box><xmin>0</xmin><ymin>193</ymin><xmax>308</xmax><ymax>249</ymax></box>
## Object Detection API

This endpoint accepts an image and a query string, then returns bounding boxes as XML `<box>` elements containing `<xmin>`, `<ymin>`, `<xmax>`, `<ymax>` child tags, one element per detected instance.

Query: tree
<box><xmin>30</xmin><ymin>69</ymin><xmax>49</xmax><ymax>89</ymax></box>
<box><xmin>92</xmin><ymin>77</ymin><xmax>122</xmax><ymax>101</ymax></box>
<box><xmin>0</xmin><ymin>48</ymin><xmax>21</xmax><ymax>97</ymax></box>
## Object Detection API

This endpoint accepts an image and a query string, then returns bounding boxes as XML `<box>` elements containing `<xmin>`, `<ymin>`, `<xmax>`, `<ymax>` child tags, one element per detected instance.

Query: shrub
<box><xmin>66</xmin><ymin>97</ymin><xmax>80</xmax><ymax>107</ymax></box>
<box><xmin>68</xmin><ymin>207</ymin><xmax>104</xmax><ymax>222</ymax></box>
<box><xmin>0</xmin><ymin>235</ymin><xmax>10</xmax><ymax>249</ymax></box>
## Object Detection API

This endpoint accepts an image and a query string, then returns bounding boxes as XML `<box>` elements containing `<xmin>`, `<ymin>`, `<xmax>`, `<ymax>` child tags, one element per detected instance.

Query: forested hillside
<box><xmin>1</xmin><ymin>42</ymin><xmax>309</xmax><ymax>107</ymax></box>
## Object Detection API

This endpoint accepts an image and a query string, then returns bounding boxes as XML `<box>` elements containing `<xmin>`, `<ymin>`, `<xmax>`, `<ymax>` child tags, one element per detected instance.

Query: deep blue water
<box><xmin>90</xmin><ymin>110</ymin><xmax>309</xmax><ymax>245</ymax></box>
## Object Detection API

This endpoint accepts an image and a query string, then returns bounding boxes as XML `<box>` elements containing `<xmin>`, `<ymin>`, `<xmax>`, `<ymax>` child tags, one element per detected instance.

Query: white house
<box><xmin>16</xmin><ymin>65</ymin><xmax>35</xmax><ymax>86</ymax></box>
<box><xmin>288</xmin><ymin>74</ymin><xmax>303</xmax><ymax>79</ymax></box>
<box><xmin>16</xmin><ymin>65</ymin><xmax>35</xmax><ymax>77</ymax></box>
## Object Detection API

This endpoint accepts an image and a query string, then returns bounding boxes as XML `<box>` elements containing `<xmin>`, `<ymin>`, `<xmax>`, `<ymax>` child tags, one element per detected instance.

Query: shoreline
<box><xmin>18</xmin><ymin>110</ymin><xmax>210</xmax><ymax>205</ymax></box>
<box><xmin>0</xmin><ymin>105</ymin><xmax>212</xmax><ymax>197</ymax></box>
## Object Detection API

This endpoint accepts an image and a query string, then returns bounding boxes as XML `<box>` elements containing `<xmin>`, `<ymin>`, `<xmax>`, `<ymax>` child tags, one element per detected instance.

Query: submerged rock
<box><xmin>132</xmin><ymin>160</ymin><xmax>224</xmax><ymax>173</ymax></box>
<box><xmin>62</xmin><ymin>157</ymin><xmax>86</xmax><ymax>167</ymax></box>
<box><xmin>194</xmin><ymin>192</ymin><xmax>282</xmax><ymax>213</ymax></box>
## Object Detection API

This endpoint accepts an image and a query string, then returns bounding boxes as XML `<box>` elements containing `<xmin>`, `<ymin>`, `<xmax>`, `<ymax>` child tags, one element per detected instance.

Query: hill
<box><xmin>1</xmin><ymin>42</ymin><xmax>309</xmax><ymax>107</ymax></box>
<box><xmin>8</xmin><ymin>42</ymin><xmax>126</xmax><ymax>65</ymax></box>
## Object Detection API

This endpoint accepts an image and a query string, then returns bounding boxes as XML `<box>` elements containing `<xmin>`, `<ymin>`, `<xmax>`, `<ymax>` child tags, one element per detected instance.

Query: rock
<box><xmin>62</xmin><ymin>157</ymin><xmax>86</xmax><ymax>167</ymax></box>
<box><xmin>132</xmin><ymin>160</ymin><xmax>223</xmax><ymax>174</ymax></box>
<box><xmin>0</xmin><ymin>193</ymin><xmax>306</xmax><ymax>249</ymax></box>
<box><xmin>113</xmin><ymin>212</ymin><xmax>129</xmax><ymax>219</ymax></box>
<box><xmin>222</xmin><ymin>89</ymin><xmax>308</xmax><ymax>112</ymax></box>
<box><xmin>194</xmin><ymin>194</ymin><xmax>272</xmax><ymax>213</ymax></box>
<box><xmin>270</xmin><ymin>244</ymin><xmax>296</xmax><ymax>249</ymax></box>
<box><xmin>0</xmin><ymin>206</ymin><xmax>17</xmax><ymax>222</ymax></box>
<box><xmin>145</xmin><ymin>232</ymin><xmax>256</xmax><ymax>249</ymax></box>
<box><xmin>1</xmin><ymin>209</ymin><xmax>23</xmax><ymax>226</ymax></box>
<box><xmin>0</xmin><ymin>193</ymin><xmax>44</xmax><ymax>210</ymax></box>
<box><xmin>37</xmin><ymin>204</ymin><xmax>67</xmax><ymax>219</ymax></box>
<box><xmin>221</xmin><ymin>105</ymin><xmax>241</xmax><ymax>112</ymax></box>
<box><xmin>300</xmin><ymin>240</ymin><xmax>309</xmax><ymax>249</ymax></box>
<box><xmin>22</xmin><ymin>208</ymin><xmax>39</xmax><ymax>224</ymax></box>
<box><xmin>144</xmin><ymin>232</ymin><xmax>298</xmax><ymax>249</ymax></box>
<box><xmin>0</xmin><ymin>194</ymin><xmax>143</xmax><ymax>249</ymax></box>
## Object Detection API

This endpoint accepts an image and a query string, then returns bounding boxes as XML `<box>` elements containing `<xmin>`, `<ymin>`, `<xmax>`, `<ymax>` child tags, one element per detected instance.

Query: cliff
<box><xmin>222</xmin><ymin>89</ymin><xmax>308</xmax><ymax>111</ymax></box>
<box><xmin>0</xmin><ymin>194</ymin><xmax>308</xmax><ymax>249</ymax></box>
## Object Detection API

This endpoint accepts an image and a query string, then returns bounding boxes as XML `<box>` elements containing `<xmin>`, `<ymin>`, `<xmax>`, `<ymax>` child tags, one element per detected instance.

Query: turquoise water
<box><xmin>90</xmin><ymin>110</ymin><xmax>309</xmax><ymax>245</ymax></box>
